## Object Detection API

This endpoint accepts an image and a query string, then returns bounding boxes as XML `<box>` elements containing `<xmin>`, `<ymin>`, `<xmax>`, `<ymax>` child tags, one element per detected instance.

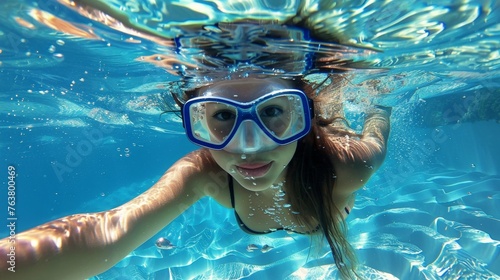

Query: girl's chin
<box><xmin>234</xmin><ymin>174</ymin><xmax>280</xmax><ymax>191</ymax></box>
<box><xmin>239</xmin><ymin>183</ymin><xmax>270</xmax><ymax>192</ymax></box>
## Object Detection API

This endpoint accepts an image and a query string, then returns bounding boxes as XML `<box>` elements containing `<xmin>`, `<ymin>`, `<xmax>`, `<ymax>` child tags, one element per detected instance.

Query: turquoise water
<box><xmin>1</xmin><ymin>0</ymin><xmax>499</xmax><ymax>279</ymax></box>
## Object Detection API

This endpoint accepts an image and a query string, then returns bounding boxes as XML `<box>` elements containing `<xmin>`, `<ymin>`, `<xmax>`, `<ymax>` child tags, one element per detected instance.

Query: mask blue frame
<box><xmin>181</xmin><ymin>89</ymin><xmax>315</xmax><ymax>150</ymax></box>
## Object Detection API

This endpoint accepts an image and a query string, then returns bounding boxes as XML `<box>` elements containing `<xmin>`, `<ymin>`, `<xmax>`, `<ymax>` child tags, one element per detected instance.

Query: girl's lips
<box><xmin>236</xmin><ymin>162</ymin><xmax>273</xmax><ymax>178</ymax></box>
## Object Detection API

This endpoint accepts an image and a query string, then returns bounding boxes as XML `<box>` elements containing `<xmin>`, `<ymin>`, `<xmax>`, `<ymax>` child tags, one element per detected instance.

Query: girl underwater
<box><xmin>0</xmin><ymin>9</ymin><xmax>391</xmax><ymax>278</ymax></box>
<box><xmin>0</xmin><ymin>72</ymin><xmax>390</xmax><ymax>279</ymax></box>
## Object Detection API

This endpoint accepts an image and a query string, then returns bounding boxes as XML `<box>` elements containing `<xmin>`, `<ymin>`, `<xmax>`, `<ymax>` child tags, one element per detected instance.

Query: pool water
<box><xmin>1</xmin><ymin>0</ymin><xmax>499</xmax><ymax>279</ymax></box>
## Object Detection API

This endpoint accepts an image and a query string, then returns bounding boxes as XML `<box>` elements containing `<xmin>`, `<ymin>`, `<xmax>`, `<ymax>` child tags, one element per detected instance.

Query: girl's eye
<box><xmin>260</xmin><ymin>106</ymin><xmax>283</xmax><ymax>117</ymax></box>
<box><xmin>213</xmin><ymin>110</ymin><xmax>236</xmax><ymax>121</ymax></box>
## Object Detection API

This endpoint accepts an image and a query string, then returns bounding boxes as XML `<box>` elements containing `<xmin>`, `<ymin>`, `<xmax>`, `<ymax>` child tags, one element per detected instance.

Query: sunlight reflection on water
<box><xmin>1</xmin><ymin>0</ymin><xmax>499</xmax><ymax>279</ymax></box>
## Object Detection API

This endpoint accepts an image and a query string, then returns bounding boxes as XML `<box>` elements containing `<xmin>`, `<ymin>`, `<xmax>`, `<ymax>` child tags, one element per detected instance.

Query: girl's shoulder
<box><xmin>183</xmin><ymin>149</ymin><xmax>232</xmax><ymax>208</ymax></box>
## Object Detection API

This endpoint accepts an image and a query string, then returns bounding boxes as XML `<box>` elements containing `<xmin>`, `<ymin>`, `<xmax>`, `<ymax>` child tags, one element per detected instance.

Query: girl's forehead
<box><xmin>200</xmin><ymin>78</ymin><xmax>293</xmax><ymax>102</ymax></box>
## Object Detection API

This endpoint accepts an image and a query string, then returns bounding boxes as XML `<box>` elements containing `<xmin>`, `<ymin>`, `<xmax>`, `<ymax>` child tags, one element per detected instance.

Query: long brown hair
<box><xmin>161</xmin><ymin>74</ymin><xmax>360</xmax><ymax>279</ymax></box>
<box><xmin>286</xmin><ymin>74</ymin><xmax>360</xmax><ymax>279</ymax></box>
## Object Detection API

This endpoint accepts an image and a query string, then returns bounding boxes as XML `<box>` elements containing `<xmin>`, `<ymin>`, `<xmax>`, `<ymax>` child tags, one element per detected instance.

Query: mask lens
<box><xmin>188</xmin><ymin>102</ymin><xmax>238</xmax><ymax>145</ymax></box>
<box><xmin>256</xmin><ymin>94</ymin><xmax>306</xmax><ymax>140</ymax></box>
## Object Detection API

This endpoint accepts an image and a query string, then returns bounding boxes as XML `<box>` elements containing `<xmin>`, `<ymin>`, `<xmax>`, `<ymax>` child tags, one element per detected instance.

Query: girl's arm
<box><xmin>328</xmin><ymin>106</ymin><xmax>392</xmax><ymax>196</ymax></box>
<box><xmin>0</xmin><ymin>149</ymin><xmax>218</xmax><ymax>280</ymax></box>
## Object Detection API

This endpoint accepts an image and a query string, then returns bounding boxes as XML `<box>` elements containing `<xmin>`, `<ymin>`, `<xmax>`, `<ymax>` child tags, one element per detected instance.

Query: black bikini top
<box><xmin>228</xmin><ymin>174</ymin><xmax>276</xmax><ymax>234</ymax></box>
<box><xmin>228</xmin><ymin>174</ymin><xmax>333</xmax><ymax>235</ymax></box>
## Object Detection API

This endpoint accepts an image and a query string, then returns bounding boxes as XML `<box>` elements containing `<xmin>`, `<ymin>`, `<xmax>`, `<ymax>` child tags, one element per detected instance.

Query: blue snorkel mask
<box><xmin>181</xmin><ymin>89</ymin><xmax>314</xmax><ymax>153</ymax></box>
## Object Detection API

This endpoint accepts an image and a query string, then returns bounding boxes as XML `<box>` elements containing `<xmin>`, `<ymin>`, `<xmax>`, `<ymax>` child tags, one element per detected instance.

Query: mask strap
<box><xmin>308</xmin><ymin>98</ymin><xmax>315</xmax><ymax>119</ymax></box>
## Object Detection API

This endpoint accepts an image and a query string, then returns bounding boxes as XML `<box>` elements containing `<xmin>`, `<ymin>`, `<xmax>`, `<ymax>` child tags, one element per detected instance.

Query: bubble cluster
<box><xmin>117</xmin><ymin>147</ymin><xmax>131</xmax><ymax>157</ymax></box>
<box><xmin>247</xmin><ymin>180</ymin><xmax>305</xmax><ymax>233</ymax></box>
<box><xmin>245</xmin><ymin>243</ymin><xmax>275</xmax><ymax>253</ymax></box>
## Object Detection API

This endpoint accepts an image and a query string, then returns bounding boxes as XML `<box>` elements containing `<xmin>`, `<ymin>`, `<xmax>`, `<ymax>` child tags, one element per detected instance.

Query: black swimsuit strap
<box><xmin>228</xmin><ymin>173</ymin><xmax>235</xmax><ymax>208</ymax></box>
<box><xmin>227</xmin><ymin>173</ymin><xmax>336</xmax><ymax>235</ymax></box>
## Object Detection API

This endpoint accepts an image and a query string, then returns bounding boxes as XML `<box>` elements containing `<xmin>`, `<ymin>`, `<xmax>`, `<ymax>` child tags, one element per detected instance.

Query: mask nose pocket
<box><xmin>224</xmin><ymin>120</ymin><xmax>278</xmax><ymax>153</ymax></box>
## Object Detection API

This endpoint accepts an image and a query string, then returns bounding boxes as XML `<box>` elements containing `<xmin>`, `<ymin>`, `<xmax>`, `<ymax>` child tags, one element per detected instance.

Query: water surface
<box><xmin>1</xmin><ymin>0</ymin><xmax>499</xmax><ymax>279</ymax></box>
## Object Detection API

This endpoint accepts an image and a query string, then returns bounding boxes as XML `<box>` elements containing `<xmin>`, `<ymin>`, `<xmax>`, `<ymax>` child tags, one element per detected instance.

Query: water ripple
<box><xmin>90</xmin><ymin>167</ymin><xmax>500</xmax><ymax>279</ymax></box>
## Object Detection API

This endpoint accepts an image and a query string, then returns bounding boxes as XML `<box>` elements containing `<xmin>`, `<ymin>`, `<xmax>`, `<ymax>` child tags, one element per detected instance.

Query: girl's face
<box><xmin>201</xmin><ymin>78</ymin><xmax>299</xmax><ymax>191</ymax></box>
<box><xmin>209</xmin><ymin>141</ymin><xmax>297</xmax><ymax>191</ymax></box>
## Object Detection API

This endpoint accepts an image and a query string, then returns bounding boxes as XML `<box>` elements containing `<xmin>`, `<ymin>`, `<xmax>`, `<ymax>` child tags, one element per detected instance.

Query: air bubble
<box><xmin>241</xmin><ymin>154</ymin><xmax>247</xmax><ymax>159</ymax></box>
<box><xmin>261</xmin><ymin>244</ymin><xmax>274</xmax><ymax>253</ymax></box>
<box><xmin>56</xmin><ymin>39</ymin><xmax>65</xmax><ymax>46</ymax></box>
<box><xmin>124</xmin><ymin>147</ymin><xmax>130</xmax><ymax>157</ymax></box>
<box><xmin>155</xmin><ymin>237</ymin><xmax>176</xmax><ymax>250</ymax></box>
<box><xmin>246</xmin><ymin>244</ymin><xmax>258</xmax><ymax>252</ymax></box>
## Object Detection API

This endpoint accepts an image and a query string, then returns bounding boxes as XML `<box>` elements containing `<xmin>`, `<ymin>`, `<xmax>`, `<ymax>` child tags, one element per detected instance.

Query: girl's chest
<box><xmin>233</xmin><ymin>185</ymin><xmax>316</xmax><ymax>233</ymax></box>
